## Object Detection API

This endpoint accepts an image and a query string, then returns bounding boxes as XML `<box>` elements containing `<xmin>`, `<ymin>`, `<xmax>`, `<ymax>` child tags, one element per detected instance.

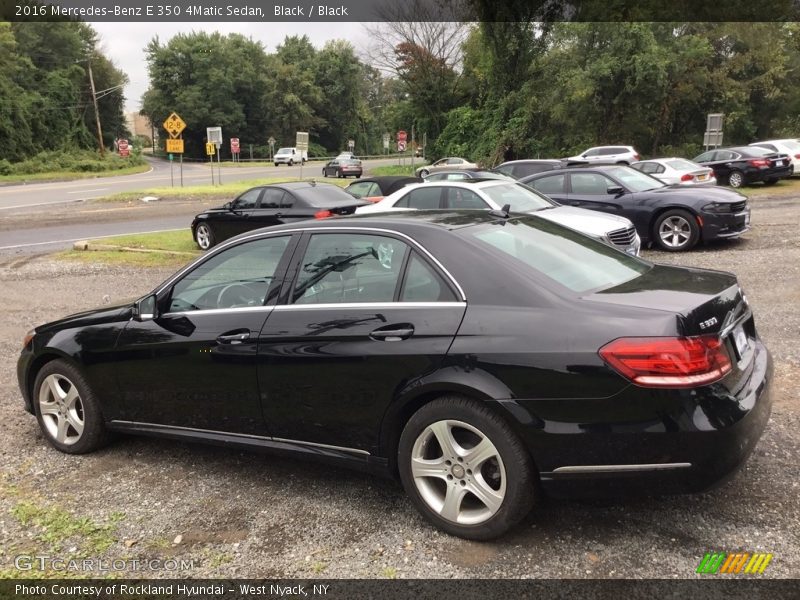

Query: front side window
<box><xmin>168</xmin><ymin>236</ymin><xmax>290</xmax><ymax>312</ymax></box>
<box><xmin>602</xmin><ymin>167</ymin><xmax>664</xmax><ymax>192</ymax></box>
<box><xmin>292</xmin><ymin>234</ymin><xmax>408</xmax><ymax>304</ymax></box>
<box><xmin>583</xmin><ymin>148</ymin><xmax>600</xmax><ymax>157</ymax></box>
<box><xmin>234</xmin><ymin>188</ymin><xmax>262</xmax><ymax>209</ymax></box>
<box><xmin>530</xmin><ymin>174</ymin><xmax>565</xmax><ymax>195</ymax></box>
<box><xmin>570</xmin><ymin>172</ymin><xmax>615</xmax><ymax>194</ymax></box>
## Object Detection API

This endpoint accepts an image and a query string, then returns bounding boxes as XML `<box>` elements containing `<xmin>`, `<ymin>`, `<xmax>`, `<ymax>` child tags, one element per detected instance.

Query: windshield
<box><xmin>481</xmin><ymin>183</ymin><xmax>555</xmax><ymax>212</ymax></box>
<box><xmin>463</xmin><ymin>218</ymin><xmax>651</xmax><ymax>293</ymax></box>
<box><xmin>294</xmin><ymin>186</ymin><xmax>360</xmax><ymax>207</ymax></box>
<box><xmin>277</xmin><ymin>148</ymin><xmax>293</xmax><ymax>154</ymax></box>
<box><xmin>603</xmin><ymin>166</ymin><xmax>665</xmax><ymax>192</ymax></box>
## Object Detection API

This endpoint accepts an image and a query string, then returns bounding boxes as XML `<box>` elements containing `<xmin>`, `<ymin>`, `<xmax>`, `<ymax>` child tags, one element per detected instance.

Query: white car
<box><xmin>357</xmin><ymin>180</ymin><xmax>641</xmax><ymax>256</ymax></box>
<box><xmin>630</xmin><ymin>158</ymin><xmax>716</xmax><ymax>186</ymax></box>
<box><xmin>567</xmin><ymin>145</ymin><xmax>640</xmax><ymax>165</ymax></box>
<box><xmin>415</xmin><ymin>157</ymin><xmax>478</xmax><ymax>177</ymax></box>
<box><xmin>749</xmin><ymin>139</ymin><xmax>800</xmax><ymax>175</ymax></box>
<box><xmin>273</xmin><ymin>147</ymin><xmax>307</xmax><ymax>166</ymax></box>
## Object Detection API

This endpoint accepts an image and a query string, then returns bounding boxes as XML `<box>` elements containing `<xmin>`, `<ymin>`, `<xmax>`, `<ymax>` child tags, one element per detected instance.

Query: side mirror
<box><xmin>133</xmin><ymin>294</ymin><xmax>158</xmax><ymax>322</ymax></box>
<box><xmin>225</xmin><ymin>202</ymin><xmax>235</xmax><ymax>211</ymax></box>
<box><xmin>607</xmin><ymin>186</ymin><xmax>625</xmax><ymax>196</ymax></box>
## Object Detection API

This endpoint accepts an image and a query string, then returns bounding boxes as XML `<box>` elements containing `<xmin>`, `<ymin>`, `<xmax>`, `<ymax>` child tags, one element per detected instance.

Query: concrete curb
<box><xmin>72</xmin><ymin>241</ymin><xmax>198</xmax><ymax>256</ymax></box>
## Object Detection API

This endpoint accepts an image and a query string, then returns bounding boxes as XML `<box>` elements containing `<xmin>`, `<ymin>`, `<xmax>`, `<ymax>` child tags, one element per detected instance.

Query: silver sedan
<box><xmin>631</xmin><ymin>158</ymin><xmax>716</xmax><ymax>185</ymax></box>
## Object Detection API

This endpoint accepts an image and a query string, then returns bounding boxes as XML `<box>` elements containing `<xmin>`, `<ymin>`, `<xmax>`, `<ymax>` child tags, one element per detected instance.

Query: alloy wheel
<box><xmin>729</xmin><ymin>171</ymin><xmax>743</xmax><ymax>188</ymax></box>
<box><xmin>410</xmin><ymin>419</ymin><xmax>506</xmax><ymax>525</ymax></box>
<box><xmin>195</xmin><ymin>224</ymin><xmax>212</xmax><ymax>250</ymax></box>
<box><xmin>38</xmin><ymin>374</ymin><xmax>84</xmax><ymax>445</ymax></box>
<box><xmin>658</xmin><ymin>215</ymin><xmax>692</xmax><ymax>249</ymax></box>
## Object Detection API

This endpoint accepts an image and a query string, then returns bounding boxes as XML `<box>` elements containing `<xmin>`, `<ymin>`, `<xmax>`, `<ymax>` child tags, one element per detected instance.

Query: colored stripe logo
<box><xmin>697</xmin><ymin>552</ymin><xmax>773</xmax><ymax>574</ymax></box>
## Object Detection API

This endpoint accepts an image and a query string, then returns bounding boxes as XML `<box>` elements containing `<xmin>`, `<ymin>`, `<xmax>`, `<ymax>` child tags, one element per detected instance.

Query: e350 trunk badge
<box><xmin>699</xmin><ymin>316</ymin><xmax>719</xmax><ymax>330</ymax></box>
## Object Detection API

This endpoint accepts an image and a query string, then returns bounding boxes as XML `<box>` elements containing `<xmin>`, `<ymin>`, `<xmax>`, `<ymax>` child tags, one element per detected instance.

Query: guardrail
<box><xmin>150</xmin><ymin>152</ymin><xmax>420</xmax><ymax>163</ymax></box>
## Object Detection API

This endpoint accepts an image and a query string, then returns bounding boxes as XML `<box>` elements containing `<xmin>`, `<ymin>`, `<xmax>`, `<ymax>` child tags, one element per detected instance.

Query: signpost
<box><xmin>348</xmin><ymin>139</ymin><xmax>355</xmax><ymax>152</ymax></box>
<box><xmin>117</xmin><ymin>139</ymin><xmax>129</xmax><ymax>158</ymax></box>
<box><xmin>268</xmin><ymin>136</ymin><xmax>276</xmax><ymax>162</ymax></box>
<box><xmin>207</xmin><ymin>127</ymin><xmax>223</xmax><ymax>184</ymax></box>
<box><xmin>296</xmin><ymin>131</ymin><xmax>309</xmax><ymax>179</ymax></box>
<box><xmin>230</xmin><ymin>137</ymin><xmax>240</xmax><ymax>163</ymax></box>
<box><xmin>206</xmin><ymin>142</ymin><xmax>216</xmax><ymax>185</ymax></box>
<box><xmin>162</xmin><ymin>112</ymin><xmax>186</xmax><ymax>187</ymax></box>
<box><xmin>382</xmin><ymin>133</ymin><xmax>390</xmax><ymax>154</ymax></box>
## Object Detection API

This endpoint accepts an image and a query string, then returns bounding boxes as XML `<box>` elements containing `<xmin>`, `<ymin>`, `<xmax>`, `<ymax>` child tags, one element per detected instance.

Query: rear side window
<box><xmin>529</xmin><ymin>174</ymin><xmax>565</xmax><ymax>194</ymax></box>
<box><xmin>694</xmin><ymin>151</ymin><xmax>715</xmax><ymax>162</ymax></box>
<box><xmin>260</xmin><ymin>189</ymin><xmax>285</xmax><ymax>209</ymax></box>
<box><xmin>346</xmin><ymin>181</ymin><xmax>379</xmax><ymax>198</ymax></box>
<box><xmin>445</xmin><ymin>188</ymin><xmax>488</xmax><ymax>209</ymax></box>
<box><xmin>400</xmin><ymin>253</ymin><xmax>456</xmax><ymax>302</ymax></box>
<box><xmin>395</xmin><ymin>187</ymin><xmax>442</xmax><ymax>209</ymax></box>
<box><xmin>465</xmin><ymin>219</ymin><xmax>650</xmax><ymax>293</ymax></box>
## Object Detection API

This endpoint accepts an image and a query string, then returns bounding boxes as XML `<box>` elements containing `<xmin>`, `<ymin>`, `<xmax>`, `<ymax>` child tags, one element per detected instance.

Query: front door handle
<box><xmin>369</xmin><ymin>325</ymin><xmax>414</xmax><ymax>341</ymax></box>
<box><xmin>217</xmin><ymin>330</ymin><xmax>250</xmax><ymax>344</ymax></box>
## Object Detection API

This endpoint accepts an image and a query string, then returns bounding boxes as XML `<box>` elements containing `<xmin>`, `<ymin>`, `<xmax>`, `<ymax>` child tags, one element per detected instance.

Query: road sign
<box><xmin>165</xmin><ymin>139</ymin><xmax>184</xmax><ymax>153</ymax></box>
<box><xmin>118</xmin><ymin>139</ymin><xmax>129</xmax><ymax>157</ymax></box>
<box><xmin>348</xmin><ymin>139</ymin><xmax>355</xmax><ymax>151</ymax></box>
<box><xmin>382</xmin><ymin>133</ymin><xmax>390</xmax><ymax>150</ymax></box>
<box><xmin>397</xmin><ymin>130</ymin><xmax>407</xmax><ymax>143</ymax></box>
<box><xmin>230</xmin><ymin>137</ymin><xmax>240</xmax><ymax>154</ymax></box>
<box><xmin>397</xmin><ymin>141</ymin><xmax>406</xmax><ymax>152</ymax></box>
<box><xmin>268</xmin><ymin>136</ymin><xmax>276</xmax><ymax>146</ymax></box>
<box><xmin>206</xmin><ymin>142</ymin><xmax>216</xmax><ymax>156</ymax></box>
<box><xmin>163</xmin><ymin>112</ymin><xmax>186</xmax><ymax>138</ymax></box>
<box><xmin>207</xmin><ymin>127</ymin><xmax>223</xmax><ymax>145</ymax></box>
<box><xmin>295</xmin><ymin>132</ymin><xmax>309</xmax><ymax>151</ymax></box>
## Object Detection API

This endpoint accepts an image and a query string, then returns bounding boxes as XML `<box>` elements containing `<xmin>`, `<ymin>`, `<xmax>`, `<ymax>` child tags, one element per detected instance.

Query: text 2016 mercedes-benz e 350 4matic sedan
<box><xmin>18</xmin><ymin>211</ymin><xmax>772</xmax><ymax>539</ymax></box>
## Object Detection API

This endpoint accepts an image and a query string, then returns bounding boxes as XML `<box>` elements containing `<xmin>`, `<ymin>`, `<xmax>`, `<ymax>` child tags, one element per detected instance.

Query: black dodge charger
<box><xmin>17</xmin><ymin>212</ymin><xmax>772</xmax><ymax>539</ymax></box>
<box><xmin>522</xmin><ymin>165</ymin><xmax>751</xmax><ymax>251</ymax></box>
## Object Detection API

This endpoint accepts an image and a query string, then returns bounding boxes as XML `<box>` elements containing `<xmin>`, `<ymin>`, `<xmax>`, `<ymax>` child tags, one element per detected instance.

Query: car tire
<box><xmin>419</xmin><ymin>169</ymin><xmax>429</xmax><ymax>177</ymax></box>
<box><xmin>194</xmin><ymin>223</ymin><xmax>215</xmax><ymax>250</ymax></box>
<box><xmin>338</xmin><ymin>170</ymin><xmax>344</xmax><ymax>179</ymax></box>
<box><xmin>653</xmin><ymin>209</ymin><xmax>700</xmax><ymax>252</ymax></box>
<box><xmin>274</xmin><ymin>163</ymin><xmax>279</xmax><ymax>167</ymax></box>
<box><xmin>728</xmin><ymin>170</ymin><xmax>745</xmax><ymax>188</ymax></box>
<box><xmin>288</xmin><ymin>159</ymin><xmax>293</xmax><ymax>166</ymax></box>
<box><xmin>763</xmin><ymin>178</ymin><xmax>778</xmax><ymax>186</ymax></box>
<box><xmin>33</xmin><ymin>359</ymin><xmax>111</xmax><ymax>454</ymax></box>
<box><xmin>398</xmin><ymin>396</ymin><xmax>536</xmax><ymax>540</ymax></box>
<box><xmin>322</xmin><ymin>169</ymin><xmax>327</xmax><ymax>177</ymax></box>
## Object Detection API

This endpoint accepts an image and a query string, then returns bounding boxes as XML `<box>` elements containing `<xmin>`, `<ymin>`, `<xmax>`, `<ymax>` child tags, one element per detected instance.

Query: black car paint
<box><xmin>18</xmin><ymin>213</ymin><xmax>772</xmax><ymax>496</ymax></box>
<box><xmin>693</xmin><ymin>146</ymin><xmax>792</xmax><ymax>185</ymax></box>
<box><xmin>191</xmin><ymin>182</ymin><xmax>366</xmax><ymax>247</ymax></box>
<box><xmin>521</xmin><ymin>167</ymin><xmax>751</xmax><ymax>245</ymax></box>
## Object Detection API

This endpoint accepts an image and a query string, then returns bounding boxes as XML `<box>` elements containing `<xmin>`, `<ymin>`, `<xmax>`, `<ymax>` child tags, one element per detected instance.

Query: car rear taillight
<box><xmin>599</xmin><ymin>335</ymin><xmax>732</xmax><ymax>388</ymax></box>
<box><xmin>748</xmin><ymin>159</ymin><xmax>769</xmax><ymax>167</ymax></box>
<box><xmin>314</xmin><ymin>210</ymin><xmax>333</xmax><ymax>219</ymax></box>
<box><xmin>633</xmin><ymin>153</ymin><xmax>640</xmax><ymax>161</ymax></box>
<box><xmin>680</xmin><ymin>173</ymin><xmax>693</xmax><ymax>182</ymax></box>
<box><xmin>794</xmin><ymin>154</ymin><xmax>800</xmax><ymax>159</ymax></box>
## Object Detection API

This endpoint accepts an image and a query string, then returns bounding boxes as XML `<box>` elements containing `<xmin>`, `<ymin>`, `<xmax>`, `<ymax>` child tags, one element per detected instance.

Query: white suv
<box><xmin>567</xmin><ymin>145</ymin><xmax>640</xmax><ymax>165</ymax></box>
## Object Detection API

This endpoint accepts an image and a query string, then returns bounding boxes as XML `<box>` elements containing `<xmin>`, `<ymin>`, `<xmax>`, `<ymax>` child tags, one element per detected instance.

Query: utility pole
<box><xmin>87</xmin><ymin>55</ymin><xmax>105</xmax><ymax>155</ymax></box>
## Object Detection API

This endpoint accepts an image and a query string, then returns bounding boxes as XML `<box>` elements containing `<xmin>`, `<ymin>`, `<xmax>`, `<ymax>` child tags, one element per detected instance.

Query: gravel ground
<box><xmin>0</xmin><ymin>195</ymin><xmax>798</xmax><ymax>579</ymax></box>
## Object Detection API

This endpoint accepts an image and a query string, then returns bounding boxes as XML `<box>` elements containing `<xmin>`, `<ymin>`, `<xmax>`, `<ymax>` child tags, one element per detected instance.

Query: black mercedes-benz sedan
<box><xmin>191</xmin><ymin>181</ymin><xmax>366</xmax><ymax>250</ymax></box>
<box><xmin>522</xmin><ymin>165</ymin><xmax>751</xmax><ymax>251</ymax></box>
<box><xmin>18</xmin><ymin>212</ymin><xmax>772</xmax><ymax>540</ymax></box>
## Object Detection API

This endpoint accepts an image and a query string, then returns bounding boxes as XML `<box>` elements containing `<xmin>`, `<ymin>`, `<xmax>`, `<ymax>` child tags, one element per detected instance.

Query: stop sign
<box><xmin>230</xmin><ymin>137</ymin><xmax>240</xmax><ymax>154</ymax></box>
<box><xmin>118</xmin><ymin>139</ymin><xmax>129</xmax><ymax>157</ymax></box>
<box><xmin>397</xmin><ymin>130</ymin><xmax>407</xmax><ymax>143</ymax></box>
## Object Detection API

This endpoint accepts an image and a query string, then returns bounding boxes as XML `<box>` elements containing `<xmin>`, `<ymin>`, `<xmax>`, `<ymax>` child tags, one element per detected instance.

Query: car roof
<box><xmin>264</xmin><ymin>181</ymin><xmax>340</xmax><ymax>191</ymax></box>
<box><xmin>523</xmin><ymin>164</ymin><xmax>627</xmax><ymax>178</ymax></box>
<box><xmin>496</xmin><ymin>159</ymin><xmax>563</xmax><ymax>166</ymax></box>
<box><xmin>349</xmin><ymin>176</ymin><xmax>421</xmax><ymax>185</ymax></box>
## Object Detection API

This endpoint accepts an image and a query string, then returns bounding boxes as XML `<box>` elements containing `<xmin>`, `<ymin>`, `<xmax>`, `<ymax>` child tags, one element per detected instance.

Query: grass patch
<box><xmin>58</xmin><ymin>230</ymin><xmax>200</xmax><ymax>269</ymax></box>
<box><xmin>0</xmin><ymin>163</ymin><xmax>151</xmax><ymax>184</ymax></box>
<box><xmin>369</xmin><ymin>165</ymin><xmax>419</xmax><ymax>176</ymax></box>
<box><xmin>738</xmin><ymin>176</ymin><xmax>800</xmax><ymax>197</ymax></box>
<box><xmin>101</xmin><ymin>176</ymin><xmax>349</xmax><ymax>202</ymax></box>
<box><xmin>12</xmin><ymin>501</ymin><xmax>124</xmax><ymax>555</ymax></box>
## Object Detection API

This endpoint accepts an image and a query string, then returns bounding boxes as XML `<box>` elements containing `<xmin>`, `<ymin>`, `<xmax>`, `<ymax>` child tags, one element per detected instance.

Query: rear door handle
<box><xmin>217</xmin><ymin>330</ymin><xmax>250</xmax><ymax>344</ymax></box>
<box><xmin>369</xmin><ymin>326</ymin><xmax>414</xmax><ymax>341</ymax></box>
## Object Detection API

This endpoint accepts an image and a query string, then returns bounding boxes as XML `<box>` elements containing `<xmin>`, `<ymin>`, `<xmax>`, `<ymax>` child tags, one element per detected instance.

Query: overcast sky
<box><xmin>91</xmin><ymin>22</ymin><xmax>370</xmax><ymax>112</ymax></box>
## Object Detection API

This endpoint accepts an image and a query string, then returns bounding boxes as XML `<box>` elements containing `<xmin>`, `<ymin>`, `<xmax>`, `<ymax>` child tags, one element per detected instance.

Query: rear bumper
<box><xmin>744</xmin><ymin>166</ymin><xmax>792</xmax><ymax>182</ymax></box>
<box><xmin>509</xmin><ymin>340</ymin><xmax>773</xmax><ymax>498</ymax></box>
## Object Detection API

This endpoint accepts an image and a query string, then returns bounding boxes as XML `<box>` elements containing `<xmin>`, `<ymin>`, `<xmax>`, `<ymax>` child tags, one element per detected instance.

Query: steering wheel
<box><xmin>216</xmin><ymin>283</ymin><xmax>261</xmax><ymax>308</ymax></box>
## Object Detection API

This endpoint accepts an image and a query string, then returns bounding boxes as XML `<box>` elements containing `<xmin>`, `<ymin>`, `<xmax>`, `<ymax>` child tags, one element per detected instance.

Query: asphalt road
<box><xmin>0</xmin><ymin>157</ymin><xmax>401</xmax><ymax>253</ymax></box>
<box><xmin>0</xmin><ymin>156</ymin><xmax>400</xmax><ymax>211</ymax></box>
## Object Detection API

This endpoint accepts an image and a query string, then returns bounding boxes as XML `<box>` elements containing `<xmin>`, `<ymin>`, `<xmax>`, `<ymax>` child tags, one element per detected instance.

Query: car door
<box><xmin>113</xmin><ymin>234</ymin><xmax>299</xmax><ymax>434</ymax></box>
<box><xmin>216</xmin><ymin>187</ymin><xmax>263</xmax><ymax>239</ymax></box>
<box><xmin>238</xmin><ymin>187</ymin><xmax>289</xmax><ymax>230</ymax></box>
<box><xmin>256</xmin><ymin>230</ymin><xmax>466</xmax><ymax>453</ymax></box>
<box><xmin>526</xmin><ymin>173</ymin><xmax>568</xmax><ymax>204</ymax></box>
<box><xmin>566</xmin><ymin>172</ymin><xmax>626</xmax><ymax>214</ymax></box>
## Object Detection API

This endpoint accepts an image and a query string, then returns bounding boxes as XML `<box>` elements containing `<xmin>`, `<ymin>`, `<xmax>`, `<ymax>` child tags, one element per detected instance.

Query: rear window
<box><xmin>293</xmin><ymin>186</ymin><xmax>360</xmax><ymax>207</ymax></box>
<box><xmin>665</xmin><ymin>159</ymin><xmax>698</xmax><ymax>170</ymax></box>
<box><xmin>745</xmin><ymin>146</ymin><xmax>772</xmax><ymax>157</ymax></box>
<box><xmin>463</xmin><ymin>218</ymin><xmax>651</xmax><ymax>293</ymax></box>
<box><xmin>480</xmin><ymin>183</ymin><xmax>554</xmax><ymax>212</ymax></box>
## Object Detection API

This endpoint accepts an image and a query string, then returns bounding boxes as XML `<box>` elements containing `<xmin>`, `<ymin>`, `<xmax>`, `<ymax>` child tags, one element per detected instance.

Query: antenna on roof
<box><xmin>488</xmin><ymin>203</ymin><xmax>512</xmax><ymax>218</ymax></box>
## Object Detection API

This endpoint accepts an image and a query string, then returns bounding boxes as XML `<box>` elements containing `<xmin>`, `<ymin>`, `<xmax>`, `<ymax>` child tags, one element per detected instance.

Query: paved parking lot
<box><xmin>0</xmin><ymin>194</ymin><xmax>797</xmax><ymax>579</ymax></box>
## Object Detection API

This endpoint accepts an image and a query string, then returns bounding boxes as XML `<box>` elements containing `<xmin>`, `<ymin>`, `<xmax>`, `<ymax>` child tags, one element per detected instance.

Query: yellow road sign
<box><xmin>165</xmin><ymin>139</ymin><xmax>184</xmax><ymax>153</ymax></box>
<box><xmin>206</xmin><ymin>142</ymin><xmax>216</xmax><ymax>156</ymax></box>
<box><xmin>163</xmin><ymin>112</ymin><xmax>187</xmax><ymax>138</ymax></box>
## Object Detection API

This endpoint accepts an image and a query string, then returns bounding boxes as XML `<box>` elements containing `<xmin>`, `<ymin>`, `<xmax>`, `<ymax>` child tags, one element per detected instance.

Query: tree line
<box><xmin>0</xmin><ymin>21</ymin><xmax>128</xmax><ymax>164</ymax></box>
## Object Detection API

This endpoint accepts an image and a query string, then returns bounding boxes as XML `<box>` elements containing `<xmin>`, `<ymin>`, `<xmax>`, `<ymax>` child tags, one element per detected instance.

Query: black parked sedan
<box><xmin>191</xmin><ymin>181</ymin><xmax>366</xmax><ymax>250</ymax></box>
<box><xmin>322</xmin><ymin>158</ymin><xmax>363</xmax><ymax>178</ymax></box>
<box><xmin>344</xmin><ymin>176</ymin><xmax>422</xmax><ymax>203</ymax></box>
<box><xmin>693</xmin><ymin>146</ymin><xmax>792</xmax><ymax>188</ymax></box>
<box><xmin>18</xmin><ymin>212</ymin><xmax>772</xmax><ymax>539</ymax></box>
<box><xmin>522</xmin><ymin>165</ymin><xmax>751</xmax><ymax>251</ymax></box>
<box><xmin>422</xmin><ymin>169</ymin><xmax>514</xmax><ymax>182</ymax></box>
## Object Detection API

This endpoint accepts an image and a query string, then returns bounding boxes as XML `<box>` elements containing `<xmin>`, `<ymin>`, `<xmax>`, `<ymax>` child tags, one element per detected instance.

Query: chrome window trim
<box><xmin>552</xmin><ymin>463</ymin><xmax>691</xmax><ymax>474</ymax></box>
<box><xmin>274</xmin><ymin>302</ymin><xmax>466</xmax><ymax>311</ymax></box>
<box><xmin>163</xmin><ymin>306</ymin><xmax>275</xmax><ymax>317</ymax></box>
<box><xmin>155</xmin><ymin>226</ymin><xmax>467</xmax><ymax>302</ymax></box>
<box><xmin>110</xmin><ymin>421</ymin><xmax>370</xmax><ymax>456</ymax></box>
